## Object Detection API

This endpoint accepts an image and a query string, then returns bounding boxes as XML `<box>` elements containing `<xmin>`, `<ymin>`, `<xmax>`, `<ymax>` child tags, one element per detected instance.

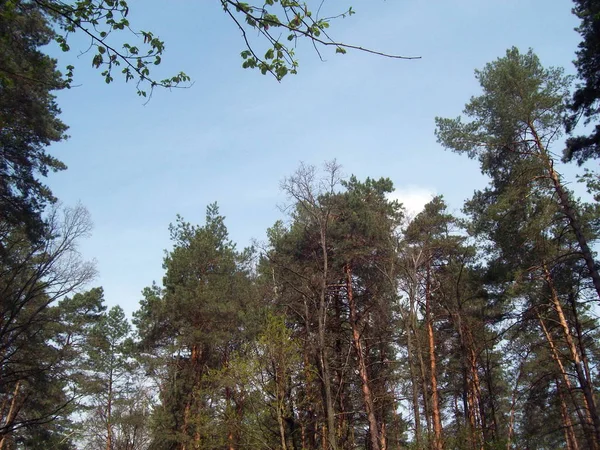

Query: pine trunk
<box><xmin>530</xmin><ymin>125</ymin><xmax>600</xmax><ymax>302</ymax></box>
<box><xmin>106</xmin><ymin>375</ymin><xmax>113</xmax><ymax>450</ymax></box>
<box><xmin>426</xmin><ymin>265</ymin><xmax>443</xmax><ymax>450</ymax></box>
<box><xmin>345</xmin><ymin>264</ymin><xmax>381</xmax><ymax>450</ymax></box>
<box><xmin>557</xmin><ymin>379</ymin><xmax>580</xmax><ymax>450</ymax></box>
<box><xmin>0</xmin><ymin>382</ymin><xmax>21</xmax><ymax>450</ymax></box>
<box><xmin>319</xmin><ymin>228</ymin><xmax>338</xmax><ymax>450</ymax></box>
<box><xmin>538</xmin><ymin>310</ymin><xmax>594</xmax><ymax>449</ymax></box>
<box><xmin>543</xmin><ymin>264</ymin><xmax>600</xmax><ymax>448</ymax></box>
<box><xmin>405</xmin><ymin>314</ymin><xmax>422</xmax><ymax>449</ymax></box>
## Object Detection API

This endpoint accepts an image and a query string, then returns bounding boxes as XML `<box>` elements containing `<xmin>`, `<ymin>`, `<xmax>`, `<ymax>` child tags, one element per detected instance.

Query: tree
<box><xmin>0</xmin><ymin>1</ymin><xmax>68</xmax><ymax>241</ymax></box>
<box><xmin>332</xmin><ymin>176</ymin><xmax>403</xmax><ymax>450</ymax></box>
<box><xmin>0</xmin><ymin>204</ymin><xmax>96</xmax><ymax>447</ymax></box>
<box><xmin>564</xmin><ymin>0</ymin><xmax>600</xmax><ymax>164</ymax></box>
<box><xmin>268</xmin><ymin>165</ymin><xmax>405</xmax><ymax>450</ymax></box>
<box><xmin>435</xmin><ymin>47</ymin><xmax>600</xmax><ymax>303</ymax></box>
<box><xmin>134</xmin><ymin>204</ymin><xmax>257</xmax><ymax>450</ymax></box>
<box><xmin>400</xmin><ymin>196</ymin><xmax>465</xmax><ymax>450</ymax></box>
<box><xmin>83</xmin><ymin>305</ymin><xmax>136</xmax><ymax>450</ymax></box>
<box><xmin>276</xmin><ymin>162</ymin><xmax>344</xmax><ymax>450</ymax></box>
<box><xmin>438</xmin><ymin>46</ymin><xmax>600</xmax><ymax>444</ymax></box>
<box><xmin>50</xmin><ymin>287</ymin><xmax>106</xmax><ymax>448</ymax></box>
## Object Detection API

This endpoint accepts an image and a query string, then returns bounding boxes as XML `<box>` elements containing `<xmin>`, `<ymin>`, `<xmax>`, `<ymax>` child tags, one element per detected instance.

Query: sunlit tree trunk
<box><xmin>556</xmin><ymin>378</ymin><xmax>580</xmax><ymax>450</ymax></box>
<box><xmin>531</xmin><ymin>126</ymin><xmax>600</xmax><ymax>302</ymax></box>
<box><xmin>543</xmin><ymin>264</ymin><xmax>600</xmax><ymax>448</ymax></box>
<box><xmin>0</xmin><ymin>382</ymin><xmax>21</xmax><ymax>450</ymax></box>
<box><xmin>538</xmin><ymin>310</ymin><xmax>593</xmax><ymax>449</ymax></box>
<box><xmin>345</xmin><ymin>264</ymin><xmax>381</xmax><ymax>450</ymax></box>
<box><xmin>425</xmin><ymin>265</ymin><xmax>443</xmax><ymax>450</ymax></box>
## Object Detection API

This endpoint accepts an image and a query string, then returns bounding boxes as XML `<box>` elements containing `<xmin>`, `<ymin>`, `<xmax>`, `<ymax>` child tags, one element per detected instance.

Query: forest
<box><xmin>2</xmin><ymin>0</ymin><xmax>600</xmax><ymax>449</ymax></box>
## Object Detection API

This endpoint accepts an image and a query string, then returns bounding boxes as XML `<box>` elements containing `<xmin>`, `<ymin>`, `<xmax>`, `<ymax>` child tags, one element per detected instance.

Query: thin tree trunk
<box><xmin>530</xmin><ymin>125</ymin><xmax>600</xmax><ymax>301</ymax></box>
<box><xmin>301</xmin><ymin>300</ymin><xmax>316</xmax><ymax>450</ymax></box>
<box><xmin>569</xmin><ymin>289</ymin><xmax>597</xmax><ymax>412</ymax></box>
<box><xmin>273</xmin><ymin>359</ymin><xmax>288</xmax><ymax>450</ymax></box>
<box><xmin>506</xmin><ymin>392</ymin><xmax>517</xmax><ymax>450</ymax></box>
<box><xmin>334</xmin><ymin>293</ymin><xmax>348</xmax><ymax>448</ymax></box>
<box><xmin>543</xmin><ymin>264</ymin><xmax>600</xmax><ymax>448</ymax></box>
<box><xmin>468</xmin><ymin>346</ymin><xmax>485</xmax><ymax>450</ymax></box>
<box><xmin>345</xmin><ymin>264</ymin><xmax>381</xmax><ymax>450</ymax></box>
<box><xmin>538</xmin><ymin>310</ymin><xmax>594</xmax><ymax>449</ymax></box>
<box><xmin>465</xmin><ymin>368</ymin><xmax>479</xmax><ymax>450</ymax></box>
<box><xmin>415</xmin><ymin>322</ymin><xmax>432</xmax><ymax>441</ymax></box>
<box><xmin>380</xmin><ymin>422</ymin><xmax>387</xmax><ymax>450</ymax></box>
<box><xmin>318</xmin><ymin>226</ymin><xmax>338</xmax><ymax>450</ymax></box>
<box><xmin>425</xmin><ymin>265</ymin><xmax>443</xmax><ymax>450</ymax></box>
<box><xmin>226</xmin><ymin>386</ymin><xmax>235</xmax><ymax>450</ymax></box>
<box><xmin>0</xmin><ymin>382</ymin><xmax>21</xmax><ymax>450</ymax></box>
<box><xmin>452</xmin><ymin>309</ymin><xmax>482</xmax><ymax>450</ymax></box>
<box><xmin>318</xmin><ymin>317</ymin><xmax>337</xmax><ymax>450</ymax></box>
<box><xmin>107</xmin><ymin>373</ymin><xmax>113</xmax><ymax>450</ymax></box>
<box><xmin>405</xmin><ymin>312</ymin><xmax>422</xmax><ymax>449</ymax></box>
<box><xmin>506</xmin><ymin>360</ymin><xmax>526</xmax><ymax>450</ymax></box>
<box><xmin>557</xmin><ymin>378</ymin><xmax>580</xmax><ymax>450</ymax></box>
<box><xmin>181</xmin><ymin>345</ymin><xmax>202</xmax><ymax>450</ymax></box>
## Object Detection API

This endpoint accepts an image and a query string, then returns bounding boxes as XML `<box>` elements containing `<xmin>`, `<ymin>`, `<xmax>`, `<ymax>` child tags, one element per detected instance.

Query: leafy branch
<box><xmin>30</xmin><ymin>0</ymin><xmax>419</xmax><ymax>96</ymax></box>
<box><xmin>33</xmin><ymin>0</ymin><xmax>190</xmax><ymax>97</ymax></box>
<box><xmin>222</xmin><ymin>0</ymin><xmax>420</xmax><ymax>80</ymax></box>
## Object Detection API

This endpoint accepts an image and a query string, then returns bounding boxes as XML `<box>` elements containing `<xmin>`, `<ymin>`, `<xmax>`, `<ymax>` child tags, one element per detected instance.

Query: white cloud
<box><xmin>387</xmin><ymin>186</ymin><xmax>436</xmax><ymax>218</ymax></box>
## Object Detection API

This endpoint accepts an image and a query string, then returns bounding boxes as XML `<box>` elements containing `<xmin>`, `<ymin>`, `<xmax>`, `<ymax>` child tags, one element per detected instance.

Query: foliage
<box><xmin>5</xmin><ymin>0</ymin><xmax>418</xmax><ymax>101</ymax></box>
<box><xmin>564</xmin><ymin>0</ymin><xmax>600</xmax><ymax>164</ymax></box>
<box><xmin>0</xmin><ymin>204</ymin><xmax>95</xmax><ymax>446</ymax></box>
<box><xmin>435</xmin><ymin>47</ymin><xmax>570</xmax><ymax>169</ymax></box>
<box><xmin>134</xmin><ymin>204</ymin><xmax>258</xmax><ymax>449</ymax></box>
<box><xmin>437</xmin><ymin>47</ymin><xmax>600</xmax><ymax>449</ymax></box>
<box><xmin>0</xmin><ymin>1</ymin><xmax>68</xmax><ymax>241</ymax></box>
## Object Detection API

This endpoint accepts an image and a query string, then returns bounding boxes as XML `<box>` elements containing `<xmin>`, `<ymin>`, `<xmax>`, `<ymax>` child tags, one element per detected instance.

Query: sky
<box><xmin>45</xmin><ymin>0</ymin><xmax>586</xmax><ymax>316</ymax></box>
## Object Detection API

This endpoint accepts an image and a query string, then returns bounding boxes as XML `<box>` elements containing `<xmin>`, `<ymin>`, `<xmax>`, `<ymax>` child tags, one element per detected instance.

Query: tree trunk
<box><xmin>180</xmin><ymin>345</ymin><xmax>202</xmax><ymax>450</ymax></box>
<box><xmin>0</xmin><ymin>382</ymin><xmax>21</xmax><ymax>450</ymax></box>
<box><xmin>318</xmin><ymin>315</ymin><xmax>337</xmax><ymax>450</ymax></box>
<box><xmin>415</xmin><ymin>321</ymin><xmax>432</xmax><ymax>441</ymax></box>
<box><xmin>273</xmin><ymin>360</ymin><xmax>288</xmax><ymax>450</ymax></box>
<box><xmin>106</xmin><ymin>374</ymin><xmax>113</xmax><ymax>450</ymax></box>
<box><xmin>318</xmin><ymin>227</ymin><xmax>338</xmax><ymax>450</ymax></box>
<box><xmin>425</xmin><ymin>265</ymin><xmax>443</xmax><ymax>450</ymax></box>
<box><xmin>530</xmin><ymin>125</ymin><xmax>600</xmax><ymax>301</ymax></box>
<box><xmin>482</xmin><ymin>345</ymin><xmax>498</xmax><ymax>444</ymax></box>
<box><xmin>345</xmin><ymin>263</ymin><xmax>381</xmax><ymax>450</ymax></box>
<box><xmin>405</xmin><ymin>312</ymin><xmax>422</xmax><ymax>449</ymax></box>
<box><xmin>226</xmin><ymin>386</ymin><xmax>236</xmax><ymax>450</ymax></box>
<box><xmin>451</xmin><ymin>309</ymin><xmax>482</xmax><ymax>450</ymax></box>
<box><xmin>538</xmin><ymin>310</ymin><xmax>594</xmax><ymax>450</ymax></box>
<box><xmin>380</xmin><ymin>422</ymin><xmax>387</xmax><ymax>450</ymax></box>
<box><xmin>506</xmin><ymin>360</ymin><xmax>526</xmax><ymax>450</ymax></box>
<box><xmin>467</xmin><ymin>348</ymin><xmax>484</xmax><ymax>450</ymax></box>
<box><xmin>334</xmin><ymin>293</ymin><xmax>349</xmax><ymax>448</ymax></box>
<box><xmin>543</xmin><ymin>264</ymin><xmax>600</xmax><ymax>448</ymax></box>
<box><xmin>557</xmin><ymin>378</ymin><xmax>580</xmax><ymax>450</ymax></box>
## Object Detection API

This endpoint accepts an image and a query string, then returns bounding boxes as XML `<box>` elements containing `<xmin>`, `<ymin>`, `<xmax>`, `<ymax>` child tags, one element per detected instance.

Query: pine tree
<box><xmin>436</xmin><ymin>47</ymin><xmax>600</xmax><ymax>302</ymax></box>
<box><xmin>134</xmin><ymin>204</ymin><xmax>257</xmax><ymax>450</ymax></box>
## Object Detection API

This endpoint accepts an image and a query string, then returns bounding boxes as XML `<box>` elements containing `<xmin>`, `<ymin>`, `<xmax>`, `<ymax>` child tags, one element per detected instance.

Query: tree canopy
<box><xmin>2</xmin><ymin>1</ymin><xmax>600</xmax><ymax>449</ymax></box>
<box><xmin>564</xmin><ymin>0</ymin><xmax>600</xmax><ymax>164</ymax></box>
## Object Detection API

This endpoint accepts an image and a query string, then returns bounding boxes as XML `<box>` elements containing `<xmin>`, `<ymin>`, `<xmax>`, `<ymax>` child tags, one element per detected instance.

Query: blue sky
<box><xmin>46</xmin><ymin>0</ymin><xmax>585</xmax><ymax>315</ymax></box>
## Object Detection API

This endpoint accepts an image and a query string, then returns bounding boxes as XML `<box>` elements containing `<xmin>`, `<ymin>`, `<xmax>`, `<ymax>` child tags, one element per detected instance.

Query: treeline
<box><xmin>2</xmin><ymin>47</ymin><xmax>600</xmax><ymax>449</ymax></box>
<box><xmin>3</xmin><ymin>0</ymin><xmax>600</xmax><ymax>447</ymax></box>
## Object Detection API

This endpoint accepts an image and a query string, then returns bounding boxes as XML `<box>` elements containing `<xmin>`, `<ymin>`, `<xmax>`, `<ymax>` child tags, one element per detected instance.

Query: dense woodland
<box><xmin>2</xmin><ymin>0</ymin><xmax>600</xmax><ymax>449</ymax></box>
